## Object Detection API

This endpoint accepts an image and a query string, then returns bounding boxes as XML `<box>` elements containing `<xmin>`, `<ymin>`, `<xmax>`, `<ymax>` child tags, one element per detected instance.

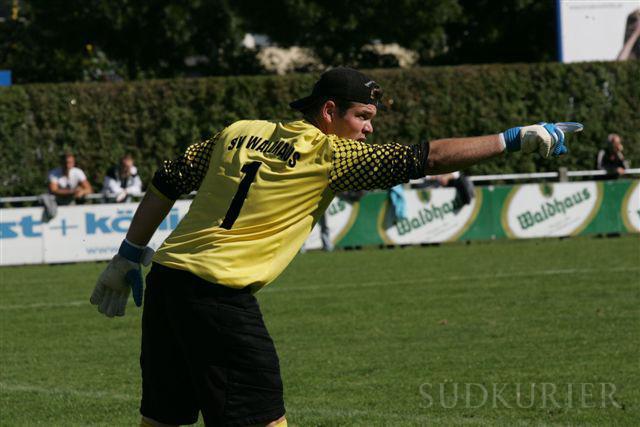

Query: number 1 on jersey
<box><xmin>221</xmin><ymin>161</ymin><xmax>262</xmax><ymax>229</ymax></box>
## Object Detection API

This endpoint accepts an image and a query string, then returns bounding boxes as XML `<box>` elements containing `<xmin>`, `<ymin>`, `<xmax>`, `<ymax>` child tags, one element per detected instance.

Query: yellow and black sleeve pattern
<box><xmin>328</xmin><ymin>139</ymin><xmax>429</xmax><ymax>192</ymax></box>
<box><xmin>151</xmin><ymin>134</ymin><xmax>219</xmax><ymax>200</ymax></box>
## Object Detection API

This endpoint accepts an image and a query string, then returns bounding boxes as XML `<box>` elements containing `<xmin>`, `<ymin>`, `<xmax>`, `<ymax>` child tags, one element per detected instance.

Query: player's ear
<box><xmin>320</xmin><ymin>100</ymin><xmax>337</xmax><ymax>124</ymax></box>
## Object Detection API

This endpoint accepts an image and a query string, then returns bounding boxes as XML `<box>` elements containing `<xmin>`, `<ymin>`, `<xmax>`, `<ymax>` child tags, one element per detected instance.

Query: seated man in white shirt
<box><xmin>48</xmin><ymin>152</ymin><xmax>93</xmax><ymax>205</ymax></box>
<box><xmin>103</xmin><ymin>154</ymin><xmax>143</xmax><ymax>203</ymax></box>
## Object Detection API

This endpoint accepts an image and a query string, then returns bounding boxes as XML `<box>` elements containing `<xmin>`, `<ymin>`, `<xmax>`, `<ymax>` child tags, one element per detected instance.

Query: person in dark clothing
<box><xmin>596</xmin><ymin>134</ymin><xmax>630</xmax><ymax>179</ymax></box>
<box><xmin>103</xmin><ymin>154</ymin><xmax>143</xmax><ymax>202</ymax></box>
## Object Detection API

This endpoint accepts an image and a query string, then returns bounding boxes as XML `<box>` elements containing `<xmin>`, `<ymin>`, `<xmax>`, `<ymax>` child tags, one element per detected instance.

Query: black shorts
<box><xmin>140</xmin><ymin>263</ymin><xmax>285</xmax><ymax>426</ymax></box>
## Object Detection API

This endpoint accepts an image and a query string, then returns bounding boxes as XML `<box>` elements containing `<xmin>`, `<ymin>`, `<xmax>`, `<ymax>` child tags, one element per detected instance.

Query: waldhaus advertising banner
<box><xmin>378</xmin><ymin>187</ymin><xmax>482</xmax><ymax>244</ymax></box>
<box><xmin>622</xmin><ymin>181</ymin><xmax>640</xmax><ymax>233</ymax></box>
<box><xmin>1</xmin><ymin>180</ymin><xmax>638</xmax><ymax>265</ymax></box>
<box><xmin>334</xmin><ymin>179</ymin><xmax>639</xmax><ymax>249</ymax></box>
<box><xmin>502</xmin><ymin>182</ymin><xmax>603</xmax><ymax>238</ymax></box>
<box><xmin>303</xmin><ymin>197</ymin><xmax>359</xmax><ymax>250</ymax></box>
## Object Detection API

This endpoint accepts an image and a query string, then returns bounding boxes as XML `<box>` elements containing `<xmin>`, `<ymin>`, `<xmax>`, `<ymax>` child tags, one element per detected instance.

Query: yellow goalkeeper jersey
<box><xmin>150</xmin><ymin>119</ymin><xmax>428</xmax><ymax>290</ymax></box>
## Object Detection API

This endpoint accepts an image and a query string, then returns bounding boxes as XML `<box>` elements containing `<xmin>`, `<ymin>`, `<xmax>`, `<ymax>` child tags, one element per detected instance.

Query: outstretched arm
<box><xmin>426</xmin><ymin>134</ymin><xmax>502</xmax><ymax>175</ymax></box>
<box><xmin>329</xmin><ymin>122</ymin><xmax>573</xmax><ymax>192</ymax></box>
<box><xmin>426</xmin><ymin>122</ymin><xmax>573</xmax><ymax>174</ymax></box>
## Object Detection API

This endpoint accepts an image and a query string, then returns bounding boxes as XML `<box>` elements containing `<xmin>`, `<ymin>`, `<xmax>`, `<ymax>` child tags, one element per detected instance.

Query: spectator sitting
<box><xmin>596</xmin><ymin>134</ymin><xmax>630</xmax><ymax>179</ymax></box>
<box><xmin>103</xmin><ymin>154</ymin><xmax>143</xmax><ymax>203</ymax></box>
<box><xmin>48</xmin><ymin>152</ymin><xmax>93</xmax><ymax>205</ymax></box>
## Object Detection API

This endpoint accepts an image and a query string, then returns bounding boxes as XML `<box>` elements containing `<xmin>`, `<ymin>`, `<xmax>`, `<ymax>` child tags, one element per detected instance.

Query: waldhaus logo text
<box><xmin>396</xmin><ymin>196</ymin><xmax>465</xmax><ymax>235</ymax></box>
<box><xmin>327</xmin><ymin>199</ymin><xmax>347</xmax><ymax>217</ymax></box>
<box><xmin>517</xmin><ymin>189</ymin><xmax>591</xmax><ymax>230</ymax></box>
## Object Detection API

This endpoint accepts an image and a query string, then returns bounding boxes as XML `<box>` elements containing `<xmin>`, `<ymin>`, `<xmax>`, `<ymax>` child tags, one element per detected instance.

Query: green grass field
<box><xmin>1</xmin><ymin>236</ymin><xmax>639</xmax><ymax>426</ymax></box>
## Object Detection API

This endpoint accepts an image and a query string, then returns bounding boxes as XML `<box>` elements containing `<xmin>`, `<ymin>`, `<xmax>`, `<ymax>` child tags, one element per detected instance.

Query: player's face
<box><xmin>332</xmin><ymin>103</ymin><xmax>377</xmax><ymax>142</ymax></box>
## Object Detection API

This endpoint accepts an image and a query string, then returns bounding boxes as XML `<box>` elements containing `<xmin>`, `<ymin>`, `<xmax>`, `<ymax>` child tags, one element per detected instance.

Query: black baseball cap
<box><xmin>289</xmin><ymin>67</ymin><xmax>384</xmax><ymax>111</ymax></box>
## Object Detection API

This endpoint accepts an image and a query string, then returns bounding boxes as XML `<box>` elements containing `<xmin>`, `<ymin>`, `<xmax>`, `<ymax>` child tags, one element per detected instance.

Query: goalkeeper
<box><xmin>91</xmin><ymin>67</ymin><xmax>580</xmax><ymax>427</ymax></box>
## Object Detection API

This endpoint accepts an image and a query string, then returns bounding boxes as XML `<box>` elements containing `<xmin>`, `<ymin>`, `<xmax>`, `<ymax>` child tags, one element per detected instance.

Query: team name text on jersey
<box><xmin>227</xmin><ymin>135</ymin><xmax>300</xmax><ymax>167</ymax></box>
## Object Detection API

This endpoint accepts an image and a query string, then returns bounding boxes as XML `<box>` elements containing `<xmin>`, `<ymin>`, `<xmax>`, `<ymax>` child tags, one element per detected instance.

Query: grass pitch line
<box><xmin>0</xmin><ymin>381</ymin><xmax>135</xmax><ymax>402</ymax></box>
<box><xmin>288</xmin><ymin>407</ymin><xmax>438</xmax><ymax>422</ymax></box>
<box><xmin>0</xmin><ymin>300</ymin><xmax>87</xmax><ymax>311</ymax></box>
<box><xmin>0</xmin><ymin>382</ymin><xmax>449</xmax><ymax>423</ymax></box>
<box><xmin>0</xmin><ymin>383</ymin><xmax>439</xmax><ymax>422</ymax></box>
<box><xmin>0</xmin><ymin>267</ymin><xmax>637</xmax><ymax>309</ymax></box>
<box><xmin>290</xmin><ymin>407</ymin><xmax>493</xmax><ymax>424</ymax></box>
<box><xmin>265</xmin><ymin>266</ymin><xmax>640</xmax><ymax>293</ymax></box>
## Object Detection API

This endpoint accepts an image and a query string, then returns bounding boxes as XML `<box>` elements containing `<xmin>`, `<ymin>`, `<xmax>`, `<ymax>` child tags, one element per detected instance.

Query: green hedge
<box><xmin>1</xmin><ymin>61</ymin><xmax>638</xmax><ymax>196</ymax></box>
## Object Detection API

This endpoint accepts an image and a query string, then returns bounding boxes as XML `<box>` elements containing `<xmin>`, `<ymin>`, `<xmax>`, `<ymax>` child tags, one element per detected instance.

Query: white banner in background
<box><xmin>1</xmin><ymin>197</ymin><xmax>355</xmax><ymax>265</ymax></box>
<box><xmin>622</xmin><ymin>180</ymin><xmax>640</xmax><ymax>232</ymax></box>
<box><xmin>378</xmin><ymin>188</ymin><xmax>482</xmax><ymax>244</ymax></box>
<box><xmin>303</xmin><ymin>197</ymin><xmax>359</xmax><ymax>250</ymax></box>
<box><xmin>502</xmin><ymin>182</ymin><xmax>603</xmax><ymax>238</ymax></box>
<box><xmin>559</xmin><ymin>0</ymin><xmax>640</xmax><ymax>62</ymax></box>
<box><xmin>0</xmin><ymin>207</ymin><xmax>44</xmax><ymax>265</ymax></box>
<box><xmin>1</xmin><ymin>201</ymin><xmax>192</xmax><ymax>266</ymax></box>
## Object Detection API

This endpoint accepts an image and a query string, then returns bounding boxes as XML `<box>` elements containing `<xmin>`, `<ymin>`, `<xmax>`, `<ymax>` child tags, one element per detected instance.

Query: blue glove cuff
<box><xmin>502</xmin><ymin>127</ymin><xmax>521</xmax><ymax>152</ymax></box>
<box><xmin>118</xmin><ymin>239</ymin><xmax>144</xmax><ymax>263</ymax></box>
<box><xmin>126</xmin><ymin>269</ymin><xmax>144</xmax><ymax>307</ymax></box>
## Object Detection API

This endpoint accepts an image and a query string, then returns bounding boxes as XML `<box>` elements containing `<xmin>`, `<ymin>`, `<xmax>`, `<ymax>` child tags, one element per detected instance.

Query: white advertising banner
<box><xmin>502</xmin><ymin>182</ymin><xmax>603</xmax><ymax>238</ymax></box>
<box><xmin>2</xmin><ymin>182</ymin><xmax>635</xmax><ymax>265</ymax></box>
<box><xmin>378</xmin><ymin>187</ymin><xmax>482</xmax><ymax>244</ymax></box>
<box><xmin>302</xmin><ymin>197</ymin><xmax>359</xmax><ymax>250</ymax></box>
<box><xmin>0</xmin><ymin>207</ymin><xmax>45</xmax><ymax>265</ymax></box>
<box><xmin>1</xmin><ymin>201</ymin><xmax>192</xmax><ymax>266</ymax></box>
<box><xmin>0</xmin><ymin>197</ymin><xmax>353</xmax><ymax>265</ymax></box>
<box><xmin>559</xmin><ymin>0</ymin><xmax>640</xmax><ymax>62</ymax></box>
<box><xmin>622</xmin><ymin>180</ymin><xmax>640</xmax><ymax>232</ymax></box>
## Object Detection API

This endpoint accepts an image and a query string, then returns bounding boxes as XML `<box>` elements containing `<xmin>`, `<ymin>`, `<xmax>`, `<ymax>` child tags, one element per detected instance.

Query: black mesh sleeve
<box><xmin>151</xmin><ymin>134</ymin><xmax>219</xmax><ymax>200</ymax></box>
<box><xmin>328</xmin><ymin>138</ymin><xmax>429</xmax><ymax>192</ymax></box>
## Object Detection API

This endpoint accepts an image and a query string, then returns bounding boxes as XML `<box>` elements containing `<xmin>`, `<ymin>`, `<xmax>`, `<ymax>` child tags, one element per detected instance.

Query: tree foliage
<box><xmin>1</xmin><ymin>0</ymin><xmax>560</xmax><ymax>83</ymax></box>
<box><xmin>1</xmin><ymin>0</ymin><xmax>260</xmax><ymax>83</ymax></box>
<box><xmin>442</xmin><ymin>0</ymin><xmax>556</xmax><ymax>64</ymax></box>
<box><xmin>236</xmin><ymin>0</ymin><xmax>463</xmax><ymax>66</ymax></box>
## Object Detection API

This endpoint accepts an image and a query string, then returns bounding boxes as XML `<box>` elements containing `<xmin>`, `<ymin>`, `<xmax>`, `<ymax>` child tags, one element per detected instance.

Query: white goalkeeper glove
<box><xmin>90</xmin><ymin>239</ymin><xmax>154</xmax><ymax>317</ymax></box>
<box><xmin>500</xmin><ymin>122</ymin><xmax>583</xmax><ymax>158</ymax></box>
